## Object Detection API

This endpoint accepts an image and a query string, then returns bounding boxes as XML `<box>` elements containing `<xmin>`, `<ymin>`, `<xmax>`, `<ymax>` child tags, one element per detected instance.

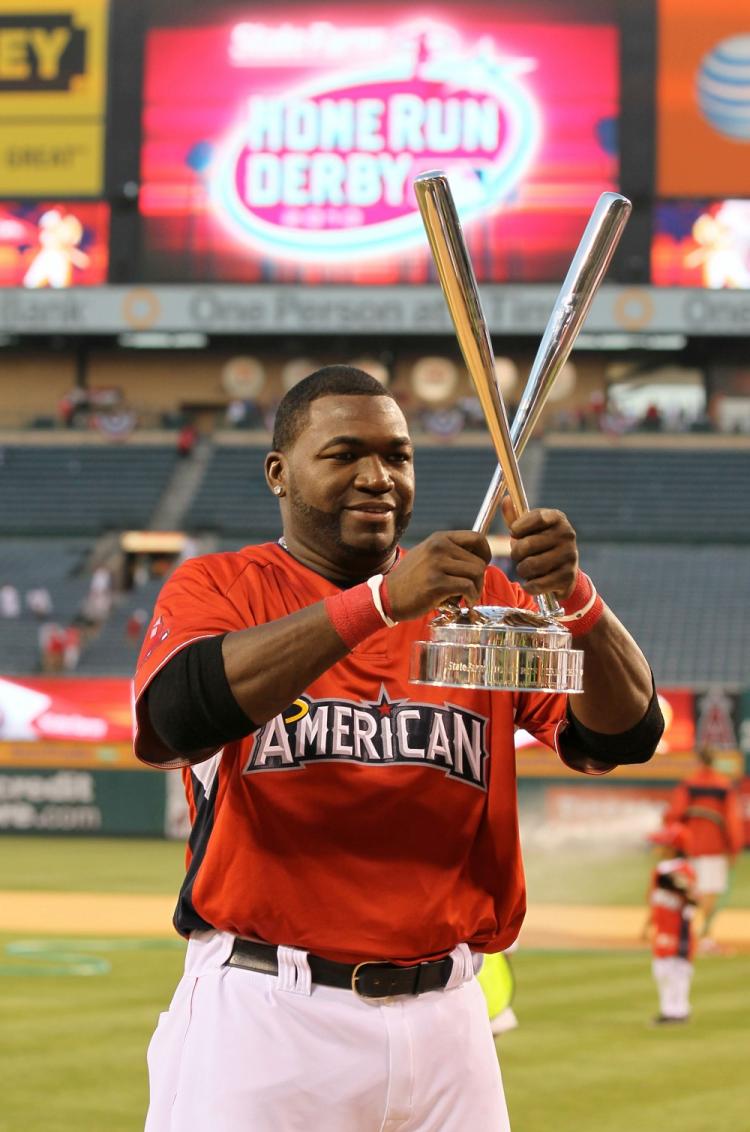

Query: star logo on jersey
<box><xmin>244</xmin><ymin>685</ymin><xmax>489</xmax><ymax>790</ymax></box>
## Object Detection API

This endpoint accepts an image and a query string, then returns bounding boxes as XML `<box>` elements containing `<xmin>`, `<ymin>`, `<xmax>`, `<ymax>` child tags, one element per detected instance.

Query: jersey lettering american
<box><xmin>133</xmin><ymin>542</ymin><xmax>569</xmax><ymax>964</ymax></box>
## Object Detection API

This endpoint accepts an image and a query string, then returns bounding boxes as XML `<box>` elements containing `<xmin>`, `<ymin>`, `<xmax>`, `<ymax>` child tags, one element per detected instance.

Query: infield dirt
<box><xmin>1</xmin><ymin>891</ymin><xmax>749</xmax><ymax>950</ymax></box>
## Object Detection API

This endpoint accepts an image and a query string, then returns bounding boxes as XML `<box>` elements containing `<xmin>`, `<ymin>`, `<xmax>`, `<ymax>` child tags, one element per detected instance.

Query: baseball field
<box><xmin>0</xmin><ymin>837</ymin><xmax>747</xmax><ymax>1132</ymax></box>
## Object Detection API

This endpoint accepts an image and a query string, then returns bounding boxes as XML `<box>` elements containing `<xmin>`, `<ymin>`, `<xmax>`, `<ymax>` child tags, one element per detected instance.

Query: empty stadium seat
<box><xmin>0</xmin><ymin>445</ymin><xmax>179</xmax><ymax>536</ymax></box>
<box><xmin>538</xmin><ymin>447</ymin><xmax>750</xmax><ymax>543</ymax></box>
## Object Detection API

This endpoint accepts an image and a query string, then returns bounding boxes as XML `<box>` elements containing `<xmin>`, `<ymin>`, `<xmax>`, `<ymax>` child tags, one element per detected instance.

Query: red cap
<box><xmin>648</xmin><ymin>823</ymin><xmax>691</xmax><ymax>853</ymax></box>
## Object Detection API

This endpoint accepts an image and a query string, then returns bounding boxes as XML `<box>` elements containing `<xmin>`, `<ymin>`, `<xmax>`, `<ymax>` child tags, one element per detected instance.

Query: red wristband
<box><xmin>324</xmin><ymin>583</ymin><xmax>386</xmax><ymax>650</ymax></box>
<box><xmin>559</xmin><ymin>571</ymin><xmax>605</xmax><ymax>638</ymax></box>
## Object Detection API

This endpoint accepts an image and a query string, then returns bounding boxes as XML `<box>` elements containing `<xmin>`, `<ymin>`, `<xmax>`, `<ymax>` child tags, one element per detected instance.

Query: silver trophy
<box><xmin>409</xmin><ymin>173</ymin><xmax>631</xmax><ymax>693</ymax></box>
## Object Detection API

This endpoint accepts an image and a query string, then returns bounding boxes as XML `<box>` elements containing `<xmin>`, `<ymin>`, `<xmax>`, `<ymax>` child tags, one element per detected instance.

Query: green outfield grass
<box><xmin>0</xmin><ymin>838</ymin><xmax>747</xmax><ymax>1131</ymax></box>
<box><xmin>2</xmin><ymin>835</ymin><xmax>748</xmax><ymax>908</ymax></box>
<box><xmin>0</xmin><ymin>934</ymin><xmax>185</xmax><ymax>1132</ymax></box>
<box><xmin>523</xmin><ymin>844</ymin><xmax>750</xmax><ymax>907</ymax></box>
<box><xmin>0</xmin><ymin>836</ymin><xmax>185</xmax><ymax>895</ymax></box>
<box><xmin>0</xmin><ymin>938</ymin><xmax>746</xmax><ymax>1132</ymax></box>
<box><xmin>502</xmin><ymin>949</ymin><xmax>749</xmax><ymax>1132</ymax></box>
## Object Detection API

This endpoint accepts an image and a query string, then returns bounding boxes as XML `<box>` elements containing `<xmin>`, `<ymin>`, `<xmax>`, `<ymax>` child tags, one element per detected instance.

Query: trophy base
<box><xmin>409</xmin><ymin>606</ymin><xmax>584</xmax><ymax>693</ymax></box>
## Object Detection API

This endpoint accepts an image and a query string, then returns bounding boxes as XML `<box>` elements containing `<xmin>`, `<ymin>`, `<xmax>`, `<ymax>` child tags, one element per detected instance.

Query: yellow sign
<box><xmin>0</xmin><ymin>0</ymin><xmax>108</xmax><ymax>194</ymax></box>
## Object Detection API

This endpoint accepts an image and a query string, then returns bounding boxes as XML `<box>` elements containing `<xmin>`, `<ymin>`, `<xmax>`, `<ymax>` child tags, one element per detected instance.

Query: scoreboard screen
<box><xmin>139</xmin><ymin>2</ymin><xmax>620</xmax><ymax>284</ymax></box>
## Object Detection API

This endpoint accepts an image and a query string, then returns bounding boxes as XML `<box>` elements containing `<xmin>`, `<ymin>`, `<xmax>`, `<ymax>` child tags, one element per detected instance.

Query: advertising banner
<box><xmin>3</xmin><ymin>282</ymin><xmax>750</xmax><ymax>337</ymax></box>
<box><xmin>541</xmin><ymin>784</ymin><xmax>674</xmax><ymax>845</ymax></box>
<box><xmin>0</xmin><ymin>676</ymin><xmax>132</xmax><ymax>745</ymax></box>
<box><xmin>140</xmin><ymin>3</ymin><xmax>619</xmax><ymax>284</ymax></box>
<box><xmin>0</xmin><ymin>0</ymin><xmax>109</xmax><ymax>195</ymax></box>
<box><xmin>693</xmin><ymin>686</ymin><xmax>742</xmax><ymax>753</ymax></box>
<box><xmin>0</xmin><ymin>767</ymin><xmax>166</xmax><ymax>835</ymax></box>
<box><xmin>657</xmin><ymin>0</ymin><xmax>750</xmax><ymax>196</ymax></box>
<box><xmin>0</xmin><ymin>200</ymin><xmax>109</xmax><ymax>287</ymax></box>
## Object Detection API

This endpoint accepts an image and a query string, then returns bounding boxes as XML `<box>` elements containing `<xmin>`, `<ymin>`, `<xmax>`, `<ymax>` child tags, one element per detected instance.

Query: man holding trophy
<box><xmin>134</xmin><ymin>179</ymin><xmax>663</xmax><ymax>1131</ymax></box>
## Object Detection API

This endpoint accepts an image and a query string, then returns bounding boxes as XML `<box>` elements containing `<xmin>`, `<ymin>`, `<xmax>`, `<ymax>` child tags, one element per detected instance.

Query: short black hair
<box><xmin>272</xmin><ymin>364</ymin><xmax>394</xmax><ymax>451</ymax></box>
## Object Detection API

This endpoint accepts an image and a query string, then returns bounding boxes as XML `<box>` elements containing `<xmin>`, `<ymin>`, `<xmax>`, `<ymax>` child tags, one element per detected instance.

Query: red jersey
<box><xmin>134</xmin><ymin>542</ymin><xmax>575</xmax><ymax>964</ymax></box>
<box><xmin>666</xmin><ymin>766</ymin><xmax>743</xmax><ymax>858</ymax></box>
<box><xmin>649</xmin><ymin>858</ymin><xmax>697</xmax><ymax>960</ymax></box>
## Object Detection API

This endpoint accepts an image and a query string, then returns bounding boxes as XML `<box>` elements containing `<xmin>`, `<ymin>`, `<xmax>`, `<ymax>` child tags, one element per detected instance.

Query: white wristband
<box><xmin>366</xmin><ymin>574</ymin><xmax>397</xmax><ymax>628</ymax></box>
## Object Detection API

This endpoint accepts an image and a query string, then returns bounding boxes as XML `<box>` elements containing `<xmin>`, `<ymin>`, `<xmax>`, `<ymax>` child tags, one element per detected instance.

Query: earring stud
<box><xmin>273</xmin><ymin>486</ymin><xmax>283</xmax><ymax>496</ymax></box>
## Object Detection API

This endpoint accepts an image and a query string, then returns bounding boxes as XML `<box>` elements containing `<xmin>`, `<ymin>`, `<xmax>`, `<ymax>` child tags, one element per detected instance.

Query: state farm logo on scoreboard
<box><xmin>0</xmin><ymin>13</ymin><xmax>86</xmax><ymax>91</ymax></box>
<box><xmin>209</xmin><ymin>20</ymin><xmax>541</xmax><ymax>263</ymax></box>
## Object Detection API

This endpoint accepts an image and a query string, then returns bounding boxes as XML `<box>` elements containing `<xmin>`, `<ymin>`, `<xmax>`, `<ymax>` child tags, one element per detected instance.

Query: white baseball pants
<box><xmin>652</xmin><ymin>956</ymin><xmax>693</xmax><ymax>1019</ymax></box>
<box><xmin>145</xmin><ymin>932</ymin><xmax>511</xmax><ymax>1132</ymax></box>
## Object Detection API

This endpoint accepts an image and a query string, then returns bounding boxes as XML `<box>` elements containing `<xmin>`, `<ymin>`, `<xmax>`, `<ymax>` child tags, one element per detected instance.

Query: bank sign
<box><xmin>140</xmin><ymin>6</ymin><xmax>619</xmax><ymax>283</ymax></box>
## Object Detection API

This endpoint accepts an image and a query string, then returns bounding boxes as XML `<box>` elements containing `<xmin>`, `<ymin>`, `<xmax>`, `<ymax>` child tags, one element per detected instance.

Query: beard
<box><xmin>286</xmin><ymin>479</ymin><xmax>412</xmax><ymax>565</ymax></box>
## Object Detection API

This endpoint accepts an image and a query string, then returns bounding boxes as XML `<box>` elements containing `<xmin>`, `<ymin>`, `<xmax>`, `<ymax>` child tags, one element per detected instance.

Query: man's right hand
<box><xmin>386</xmin><ymin>531</ymin><xmax>492</xmax><ymax>621</ymax></box>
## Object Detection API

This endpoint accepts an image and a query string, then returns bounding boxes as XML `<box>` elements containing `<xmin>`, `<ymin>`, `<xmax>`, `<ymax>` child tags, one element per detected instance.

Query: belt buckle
<box><xmin>348</xmin><ymin>959</ymin><xmax>377</xmax><ymax>996</ymax></box>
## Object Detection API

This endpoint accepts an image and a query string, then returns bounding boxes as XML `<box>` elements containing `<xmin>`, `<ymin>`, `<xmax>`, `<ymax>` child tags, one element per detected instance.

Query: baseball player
<box><xmin>133</xmin><ymin>366</ymin><xmax>663</xmax><ymax>1131</ymax></box>
<box><xmin>665</xmin><ymin>746</ymin><xmax>744</xmax><ymax>952</ymax></box>
<box><xmin>645</xmin><ymin>823</ymin><xmax>697</xmax><ymax>1024</ymax></box>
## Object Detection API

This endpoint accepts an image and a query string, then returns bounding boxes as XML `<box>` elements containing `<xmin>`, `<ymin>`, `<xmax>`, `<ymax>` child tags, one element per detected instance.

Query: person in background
<box><xmin>0</xmin><ymin>584</ymin><xmax>21</xmax><ymax>618</ymax></box>
<box><xmin>644</xmin><ymin>823</ymin><xmax>697</xmax><ymax>1025</ymax></box>
<box><xmin>177</xmin><ymin>421</ymin><xmax>198</xmax><ymax>458</ymax></box>
<box><xmin>665</xmin><ymin>746</ymin><xmax>744</xmax><ymax>953</ymax></box>
<box><xmin>39</xmin><ymin>621</ymin><xmax>66</xmax><ymax>672</ymax></box>
<box><xmin>81</xmin><ymin>565</ymin><xmax>114</xmax><ymax>627</ymax></box>
<box><xmin>26</xmin><ymin>586</ymin><xmax>53</xmax><ymax>620</ymax></box>
<box><xmin>62</xmin><ymin>624</ymin><xmax>82</xmax><ymax>671</ymax></box>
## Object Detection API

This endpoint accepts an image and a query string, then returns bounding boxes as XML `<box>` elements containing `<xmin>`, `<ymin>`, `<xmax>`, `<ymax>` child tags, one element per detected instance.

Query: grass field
<box><xmin>0</xmin><ymin>838</ymin><xmax>747</xmax><ymax>1132</ymax></box>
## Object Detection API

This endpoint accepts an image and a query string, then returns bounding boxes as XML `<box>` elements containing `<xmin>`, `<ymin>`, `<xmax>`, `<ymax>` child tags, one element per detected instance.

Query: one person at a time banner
<box><xmin>133</xmin><ymin>367</ymin><xmax>663</xmax><ymax>1132</ymax></box>
<box><xmin>665</xmin><ymin>745</ymin><xmax>744</xmax><ymax>952</ymax></box>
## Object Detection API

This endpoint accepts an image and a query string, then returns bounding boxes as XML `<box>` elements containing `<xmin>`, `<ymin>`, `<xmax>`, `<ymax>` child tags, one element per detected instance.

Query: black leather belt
<box><xmin>226</xmin><ymin>938</ymin><xmax>454</xmax><ymax>1000</ymax></box>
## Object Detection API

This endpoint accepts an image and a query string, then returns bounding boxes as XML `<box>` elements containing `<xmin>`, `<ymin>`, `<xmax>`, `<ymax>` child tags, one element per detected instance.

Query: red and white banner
<box><xmin>0</xmin><ymin>677</ymin><xmax>132</xmax><ymax>743</ymax></box>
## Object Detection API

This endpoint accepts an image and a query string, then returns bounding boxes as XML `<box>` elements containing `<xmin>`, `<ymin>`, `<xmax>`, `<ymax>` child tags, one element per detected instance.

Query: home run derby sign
<box><xmin>209</xmin><ymin>20</ymin><xmax>540</xmax><ymax>262</ymax></box>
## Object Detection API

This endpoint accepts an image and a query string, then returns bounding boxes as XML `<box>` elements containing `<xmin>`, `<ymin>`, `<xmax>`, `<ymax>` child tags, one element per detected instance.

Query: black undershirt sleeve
<box><xmin>145</xmin><ymin>634</ymin><xmax>257</xmax><ymax>756</ymax></box>
<box><xmin>558</xmin><ymin>675</ymin><xmax>664</xmax><ymax>775</ymax></box>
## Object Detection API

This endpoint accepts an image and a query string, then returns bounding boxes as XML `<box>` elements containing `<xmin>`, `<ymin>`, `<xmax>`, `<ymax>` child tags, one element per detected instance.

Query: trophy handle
<box><xmin>473</xmin><ymin>191</ymin><xmax>632</xmax><ymax>535</ymax></box>
<box><xmin>415</xmin><ymin>172</ymin><xmax>560</xmax><ymax>617</ymax></box>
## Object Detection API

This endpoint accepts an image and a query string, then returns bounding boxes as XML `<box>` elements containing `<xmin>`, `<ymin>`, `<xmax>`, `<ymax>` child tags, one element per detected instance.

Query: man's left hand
<box><xmin>501</xmin><ymin>499</ymin><xmax>579</xmax><ymax>601</ymax></box>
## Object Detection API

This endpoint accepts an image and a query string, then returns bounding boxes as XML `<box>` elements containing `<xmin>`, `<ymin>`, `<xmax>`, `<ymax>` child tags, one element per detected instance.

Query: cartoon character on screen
<box><xmin>685</xmin><ymin>202</ymin><xmax>750</xmax><ymax>290</ymax></box>
<box><xmin>644</xmin><ymin>822</ymin><xmax>697</xmax><ymax>1026</ymax></box>
<box><xmin>23</xmin><ymin>209</ymin><xmax>90</xmax><ymax>289</ymax></box>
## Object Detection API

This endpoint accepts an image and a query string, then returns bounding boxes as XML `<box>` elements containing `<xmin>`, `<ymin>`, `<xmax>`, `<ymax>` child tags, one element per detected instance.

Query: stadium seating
<box><xmin>538</xmin><ymin>445</ymin><xmax>750</xmax><ymax>543</ymax></box>
<box><xmin>0</xmin><ymin>538</ymin><xmax>90</xmax><ymax>673</ymax></box>
<box><xmin>577</xmin><ymin>543</ymin><xmax>750</xmax><ymax>685</ymax></box>
<box><xmin>2</xmin><ymin>435</ymin><xmax>748</xmax><ymax>686</ymax></box>
<box><xmin>0</xmin><ymin>444</ymin><xmax>178</xmax><ymax>536</ymax></box>
<box><xmin>75</xmin><ymin>578</ymin><xmax>164</xmax><ymax>676</ymax></box>
<box><xmin>183</xmin><ymin>445</ymin><xmax>279</xmax><ymax>540</ymax></box>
